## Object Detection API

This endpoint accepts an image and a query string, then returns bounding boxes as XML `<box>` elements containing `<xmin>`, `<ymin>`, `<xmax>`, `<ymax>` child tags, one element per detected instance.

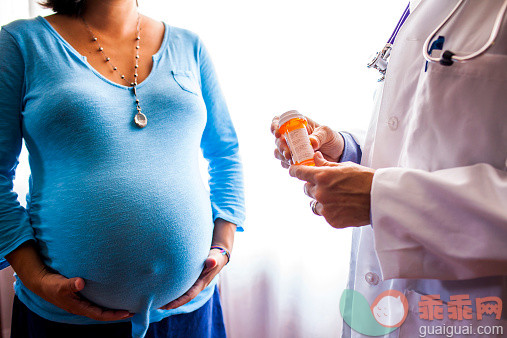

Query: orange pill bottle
<box><xmin>278</xmin><ymin>110</ymin><xmax>315</xmax><ymax>166</ymax></box>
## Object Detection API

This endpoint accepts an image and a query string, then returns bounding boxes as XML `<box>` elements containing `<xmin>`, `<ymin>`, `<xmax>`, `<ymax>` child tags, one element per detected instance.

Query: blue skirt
<box><xmin>11</xmin><ymin>286</ymin><xmax>226</xmax><ymax>338</ymax></box>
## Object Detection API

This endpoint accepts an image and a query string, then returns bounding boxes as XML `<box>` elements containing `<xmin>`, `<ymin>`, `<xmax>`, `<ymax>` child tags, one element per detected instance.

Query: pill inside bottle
<box><xmin>278</xmin><ymin>110</ymin><xmax>315</xmax><ymax>166</ymax></box>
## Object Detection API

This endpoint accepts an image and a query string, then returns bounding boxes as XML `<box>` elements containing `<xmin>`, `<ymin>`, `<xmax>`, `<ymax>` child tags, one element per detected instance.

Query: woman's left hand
<box><xmin>158</xmin><ymin>248</ymin><xmax>228</xmax><ymax>310</ymax></box>
<box><xmin>160</xmin><ymin>218</ymin><xmax>235</xmax><ymax>310</ymax></box>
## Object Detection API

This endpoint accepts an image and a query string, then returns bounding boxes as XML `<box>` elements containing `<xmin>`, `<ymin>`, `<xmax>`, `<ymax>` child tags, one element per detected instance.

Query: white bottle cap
<box><xmin>278</xmin><ymin>110</ymin><xmax>306</xmax><ymax>128</ymax></box>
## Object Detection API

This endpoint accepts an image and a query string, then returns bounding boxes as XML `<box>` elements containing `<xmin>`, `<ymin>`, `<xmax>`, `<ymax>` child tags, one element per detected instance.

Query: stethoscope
<box><xmin>368</xmin><ymin>0</ymin><xmax>507</xmax><ymax>80</ymax></box>
<box><xmin>423</xmin><ymin>0</ymin><xmax>507</xmax><ymax>65</ymax></box>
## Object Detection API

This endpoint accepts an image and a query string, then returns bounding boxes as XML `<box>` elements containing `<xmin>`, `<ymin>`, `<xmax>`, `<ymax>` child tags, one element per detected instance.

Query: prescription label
<box><xmin>285</xmin><ymin>127</ymin><xmax>315</xmax><ymax>164</ymax></box>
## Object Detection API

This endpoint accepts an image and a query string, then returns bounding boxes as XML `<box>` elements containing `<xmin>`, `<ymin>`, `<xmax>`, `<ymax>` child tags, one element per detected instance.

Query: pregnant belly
<box><xmin>33</xmin><ymin>178</ymin><xmax>214</xmax><ymax>312</ymax></box>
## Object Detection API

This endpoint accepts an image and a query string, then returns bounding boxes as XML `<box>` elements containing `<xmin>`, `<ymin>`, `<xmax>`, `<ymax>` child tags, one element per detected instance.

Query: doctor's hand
<box><xmin>290</xmin><ymin>152</ymin><xmax>375</xmax><ymax>228</ymax></box>
<box><xmin>271</xmin><ymin>113</ymin><xmax>345</xmax><ymax>168</ymax></box>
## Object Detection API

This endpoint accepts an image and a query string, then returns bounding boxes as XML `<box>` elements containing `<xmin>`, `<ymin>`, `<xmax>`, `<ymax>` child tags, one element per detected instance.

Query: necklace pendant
<box><xmin>134</xmin><ymin>111</ymin><xmax>147</xmax><ymax>128</ymax></box>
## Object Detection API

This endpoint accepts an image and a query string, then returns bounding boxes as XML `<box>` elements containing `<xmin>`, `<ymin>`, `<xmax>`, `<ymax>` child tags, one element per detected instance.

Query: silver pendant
<box><xmin>134</xmin><ymin>112</ymin><xmax>147</xmax><ymax>128</ymax></box>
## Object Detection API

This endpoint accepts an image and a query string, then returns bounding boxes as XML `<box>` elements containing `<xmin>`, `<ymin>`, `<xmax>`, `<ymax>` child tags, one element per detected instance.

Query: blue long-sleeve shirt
<box><xmin>339</xmin><ymin>132</ymin><xmax>362</xmax><ymax>164</ymax></box>
<box><xmin>0</xmin><ymin>16</ymin><xmax>245</xmax><ymax>338</ymax></box>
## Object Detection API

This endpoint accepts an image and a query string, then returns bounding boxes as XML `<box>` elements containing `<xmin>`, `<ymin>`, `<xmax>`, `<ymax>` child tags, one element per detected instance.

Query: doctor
<box><xmin>272</xmin><ymin>0</ymin><xmax>507</xmax><ymax>336</ymax></box>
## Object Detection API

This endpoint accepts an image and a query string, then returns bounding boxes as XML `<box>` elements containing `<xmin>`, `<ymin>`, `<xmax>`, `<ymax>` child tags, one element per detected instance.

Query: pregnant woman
<box><xmin>0</xmin><ymin>0</ymin><xmax>245</xmax><ymax>337</ymax></box>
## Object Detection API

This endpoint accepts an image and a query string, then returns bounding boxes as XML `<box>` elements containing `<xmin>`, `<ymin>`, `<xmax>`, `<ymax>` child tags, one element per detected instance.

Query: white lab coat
<box><xmin>344</xmin><ymin>0</ymin><xmax>507</xmax><ymax>336</ymax></box>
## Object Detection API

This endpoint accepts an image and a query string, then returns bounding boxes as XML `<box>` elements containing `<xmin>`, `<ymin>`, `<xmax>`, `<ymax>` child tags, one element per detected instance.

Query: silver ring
<box><xmin>310</xmin><ymin>200</ymin><xmax>320</xmax><ymax>216</ymax></box>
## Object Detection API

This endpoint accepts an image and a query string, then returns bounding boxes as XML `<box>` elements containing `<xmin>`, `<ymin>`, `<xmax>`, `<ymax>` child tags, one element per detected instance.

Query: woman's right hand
<box><xmin>271</xmin><ymin>112</ymin><xmax>345</xmax><ymax>168</ymax></box>
<box><xmin>6</xmin><ymin>242</ymin><xmax>133</xmax><ymax>321</ymax></box>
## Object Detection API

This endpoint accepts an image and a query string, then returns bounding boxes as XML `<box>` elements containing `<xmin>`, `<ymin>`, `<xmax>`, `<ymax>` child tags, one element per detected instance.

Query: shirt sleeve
<box><xmin>197</xmin><ymin>38</ymin><xmax>246</xmax><ymax>231</ymax></box>
<box><xmin>0</xmin><ymin>28</ymin><xmax>36</xmax><ymax>268</ymax></box>
<box><xmin>338</xmin><ymin>132</ymin><xmax>362</xmax><ymax>164</ymax></box>
<box><xmin>371</xmin><ymin>163</ymin><xmax>507</xmax><ymax>281</ymax></box>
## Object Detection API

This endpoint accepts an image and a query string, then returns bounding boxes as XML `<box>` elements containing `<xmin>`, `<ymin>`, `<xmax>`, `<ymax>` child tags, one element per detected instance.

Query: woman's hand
<box><xmin>271</xmin><ymin>112</ymin><xmax>345</xmax><ymax>168</ymax></box>
<box><xmin>158</xmin><ymin>249</ymin><xmax>228</xmax><ymax>310</ymax></box>
<box><xmin>6</xmin><ymin>242</ymin><xmax>133</xmax><ymax>321</ymax></box>
<box><xmin>289</xmin><ymin>152</ymin><xmax>375</xmax><ymax>228</ymax></box>
<box><xmin>159</xmin><ymin>218</ymin><xmax>235</xmax><ymax>310</ymax></box>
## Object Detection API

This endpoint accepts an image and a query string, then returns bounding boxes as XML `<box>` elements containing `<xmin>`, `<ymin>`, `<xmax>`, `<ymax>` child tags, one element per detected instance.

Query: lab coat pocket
<box><xmin>404</xmin><ymin>53</ymin><xmax>507</xmax><ymax>170</ymax></box>
<box><xmin>172</xmin><ymin>70</ymin><xmax>200</xmax><ymax>96</ymax></box>
<box><xmin>400</xmin><ymin>290</ymin><xmax>506</xmax><ymax>337</ymax></box>
<box><xmin>426</xmin><ymin>53</ymin><xmax>507</xmax><ymax>82</ymax></box>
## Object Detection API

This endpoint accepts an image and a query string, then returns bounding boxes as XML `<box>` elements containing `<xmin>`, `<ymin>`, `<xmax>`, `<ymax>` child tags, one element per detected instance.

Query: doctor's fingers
<box><xmin>275</xmin><ymin>137</ymin><xmax>291</xmax><ymax>161</ymax></box>
<box><xmin>274</xmin><ymin>149</ymin><xmax>291</xmax><ymax>168</ymax></box>
<box><xmin>303</xmin><ymin>116</ymin><xmax>320</xmax><ymax>134</ymax></box>
<box><xmin>271</xmin><ymin>116</ymin><xmax>281</xmax><ymax>137</ymax></box>
<box><xmin>289</xmin><ymin>164</ymin><xmax>320</xmax><ymax>184</ymax></box>
<box><xmin>309</xmin><ymin>126</ymin><xmax>334</xmax><ymax>148</ymax></box>
<box><xmin>309</xmin><ymin>127</ymin><xmax>344</xmax><ymax>162</ymax></box>
<box><xmin>304</xmin><ymin>180</ymin><xmax>338</xmax><ymax>204</ymax></box>
<box><xmin>303</xmin><ymin>182</ymin><xmax>317</xmax><ymax>199</ymax></box>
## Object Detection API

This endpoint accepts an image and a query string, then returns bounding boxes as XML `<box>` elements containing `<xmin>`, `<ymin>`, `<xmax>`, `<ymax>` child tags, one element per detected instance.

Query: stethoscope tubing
<box><xmin>423</xmin><ymin>0</ymin><xmax>507</xmax><ymax>64</ymax></box>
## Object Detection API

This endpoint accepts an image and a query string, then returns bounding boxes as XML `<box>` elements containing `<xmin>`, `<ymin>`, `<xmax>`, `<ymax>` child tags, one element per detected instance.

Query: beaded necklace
<box><xmin>82</xmin><ymin>13</ymin><xmax>147</xmax><ymax>128</ymax></box>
